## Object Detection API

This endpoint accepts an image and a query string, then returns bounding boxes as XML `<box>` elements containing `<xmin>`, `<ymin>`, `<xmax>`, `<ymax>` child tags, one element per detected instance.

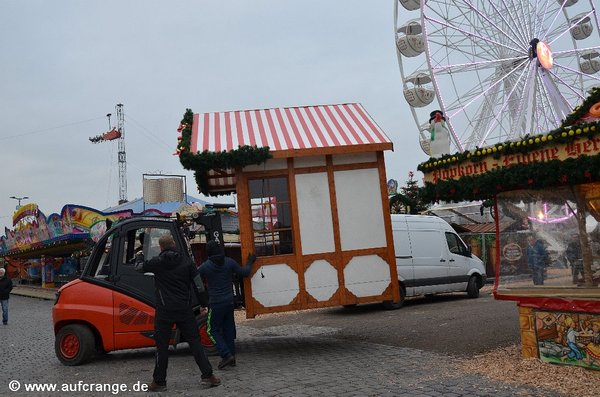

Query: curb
<box><xmin>11</xmin><ymin>286</ymin><xmax>57</xmax><ymax>301</ymax></box>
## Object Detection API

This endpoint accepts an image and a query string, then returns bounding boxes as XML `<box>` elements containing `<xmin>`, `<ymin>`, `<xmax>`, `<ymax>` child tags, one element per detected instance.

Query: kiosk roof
<box><xmin>190</xmin><ymin>103</ymin><xmax>392</xmax><ymax>157</ymax></box>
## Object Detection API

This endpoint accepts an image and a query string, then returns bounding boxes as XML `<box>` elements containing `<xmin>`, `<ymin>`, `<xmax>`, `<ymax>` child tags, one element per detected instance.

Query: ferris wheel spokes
<box><xmin>462</xmin><ymin>0</ymin><xmax>528</xmax><ymax>50</ymax></box>
<box><xmin>476</xmin><ymin>63</ymin><xmax>533</xmax><ymax>146</ymax></box>
<box><xmin>431</xmin><ymin>56</ymin><xmax>527</xmax><ymax>75</ymax></box>
<box><xmin>445</xmin><ymin>58</ymin><xmax>528</xmax><ymax>120</ymax></box>
<box><xmin>546</xmin><ymin>68</ymin><xmax>590</xmax><ymax>102</ymax></box>
<box><xmin>552</xmin><ymin>62</ymin><xmax>600</xmax><ymax>83</ymax></box>
<box><xmin>424</xmin><ymin>15</ymin><xmax>526</xmax><ymax>55</ymax></box>
<box><xmin>535</xmin><ymin>79</ymin><xmax>560</xmax><ymax>132</ymax></box>
<box><xmin>539</xmin><ymin>67</ymin><xmax>573</xmax><ymax>124</ymax></box>
<box><xmin>549</xmin><ymin>10</ymin><xmax>597</xmax><ymax>45</ymax></box>
<box><xmin>552</xmin><ymin>46</ymin><xmax>600</xmax><ymax>59</ymax></box>
<box><xmin>540</xmin><ymin>0</ymin><xmax>569</xmax><ymax>41</ymax></box>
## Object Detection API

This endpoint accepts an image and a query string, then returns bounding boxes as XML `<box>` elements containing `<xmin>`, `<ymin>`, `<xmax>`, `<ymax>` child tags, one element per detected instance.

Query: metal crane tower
<box><xmin>88</xmin><ymin>103</ymin><xmax>128</xmax><ymax>204</ymax></box>
<box><xmin>116</xmin><ymin>103</ymin><xmax>127</xmax><ymax>204</ymax></box>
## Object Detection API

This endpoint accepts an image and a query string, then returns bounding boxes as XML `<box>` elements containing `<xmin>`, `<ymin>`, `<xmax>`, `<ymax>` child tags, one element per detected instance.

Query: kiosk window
<box><xmin>249</xmin><ymin>177</ymin><xmax>294</xmax><ymax>256</ymax></box>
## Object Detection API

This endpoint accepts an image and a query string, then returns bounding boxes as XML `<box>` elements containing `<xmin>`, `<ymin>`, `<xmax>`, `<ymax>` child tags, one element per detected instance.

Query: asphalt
<box><xmin>1</xmin><ymin>291</ymin><xmax>566</xmax><ymax>397</ymax></box>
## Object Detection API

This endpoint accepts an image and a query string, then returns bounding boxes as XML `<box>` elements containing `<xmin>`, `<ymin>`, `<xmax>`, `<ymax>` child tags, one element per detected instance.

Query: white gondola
<box><xmin>398</xmin><ymin>0</ymin><xmax>420</xmax><ymax>11</ymax></box>
<box><xmin>419</xmin><ymin>126</ymin><xmax>431</xmax><ymax>156</ymax></box>
<box><xmin>396</xmin><ymin>19</ymin><xmax>424</xmax><ymax>57</ymax></box>
<box><xmin>403</xmin><ymin>71</ymin><xmax>435</xmax><ymax>108</ymax></box>
<box><xmin>558</xmin><ymin>0</ymin><xmax>579</xmax><ymax>6</ymax></box>
<box><xmin>580</xmin><ymin>50</ymin><xmax>600</xmax><ymax>74</ymax></box>
<box><xmin>570</xmin><ymin>13</ymin><xmax>593</xmax><ymax>40</ymax></box>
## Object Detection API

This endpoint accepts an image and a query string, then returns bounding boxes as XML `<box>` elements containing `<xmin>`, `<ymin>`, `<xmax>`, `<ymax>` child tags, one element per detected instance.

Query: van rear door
<box><xmin>392</xmin><ymin>217</ymin><xmax>414</xmax><ymax>296</ymax></box>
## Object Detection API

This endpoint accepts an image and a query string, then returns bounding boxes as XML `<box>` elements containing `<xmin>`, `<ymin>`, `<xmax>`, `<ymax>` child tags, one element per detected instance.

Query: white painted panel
<box><xmin>243</xmin><ymin>158</ymin><xmax>287</xmax><ymax>172</ymax></box>
<box><xmin>334</xmin><ymin>168</ymin><xmax>386</xmax><ymax>250</ymax></box>
<box><xmin>295</xmin><ymin>172</ymin><xmax>335</xmax><ymax>255</ymax></box>
<box><xmin>304</xmin><ymin>260</ymin><xmax>339</xmax><ymax>301</ymax></box>
<box><xmin>250</xmin><ymin>264</ymin><xmax>299</xmax><ymax>307</ymax></box>
<box><xmin>332</xmin><ymin>152</ymin><xmax>377</xmax><ymax>165</ymax></box>
<box><xmin>344</xmin><ymin>255</ymin><xmax>391</xmax><ymax>297</ymax></box>
<box><xmin>294</xmin><ymin>156</ymin><xmax>326</xmax><ymax>168</ymax></box>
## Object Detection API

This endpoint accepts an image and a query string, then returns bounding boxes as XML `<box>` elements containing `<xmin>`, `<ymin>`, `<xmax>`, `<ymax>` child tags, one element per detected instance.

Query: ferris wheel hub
<box><xmin>529</xmin><ymin>38</ymin><xmax>554</xmax><ymax>70</ymax></box>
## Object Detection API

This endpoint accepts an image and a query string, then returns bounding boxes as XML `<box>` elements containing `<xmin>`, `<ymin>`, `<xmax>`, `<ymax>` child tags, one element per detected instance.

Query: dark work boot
<box><xmin>201</xmin><ymin>374</ymin><xmax>221</xmax><ymax>387</ymax></box>
<box><xmin>148</xmin><ymin>381</ymin><xmax>167</xmax><ymax>392</ymax></box>
<box><xmin>217</xmin><ymin>354</ymin><xmax>236</xmax><ymax>369</ymax></box>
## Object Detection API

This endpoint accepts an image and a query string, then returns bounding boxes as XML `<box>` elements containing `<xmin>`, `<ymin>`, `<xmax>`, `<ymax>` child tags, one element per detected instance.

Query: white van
<box><xmin>384</xmin><ymin>214</ymin><xmax>486</xmax><ymax>308</ymax></box>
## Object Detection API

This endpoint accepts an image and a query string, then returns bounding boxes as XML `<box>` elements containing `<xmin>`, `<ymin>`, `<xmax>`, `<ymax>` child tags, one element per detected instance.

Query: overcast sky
<box><xmin>0</xmin><ymin>0</ymin><xmax>427</xmax><ymax>232</ymax></box>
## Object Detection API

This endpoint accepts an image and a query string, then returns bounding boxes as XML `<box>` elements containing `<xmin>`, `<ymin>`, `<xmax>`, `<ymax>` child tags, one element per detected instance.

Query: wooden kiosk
<box><xmin>418</xmin><ymin>88</ymin><xmax>600</xmax><ymax>370</ymax></box>
<box><xmin>176</xmin><ymin>103</ymin><xmax>400</xmax><ymax>318</ymax></box>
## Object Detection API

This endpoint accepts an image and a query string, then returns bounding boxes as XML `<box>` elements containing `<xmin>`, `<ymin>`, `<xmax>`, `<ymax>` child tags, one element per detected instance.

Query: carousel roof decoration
<box><xmin>418</xmin><ymin>87</ymin><xmax>600</xmax><ymax>203</ymax></box>
<box><xmin>176</xmin><ymin>104</ymin><xmax>392</xmax><ymax>195</ymax></box>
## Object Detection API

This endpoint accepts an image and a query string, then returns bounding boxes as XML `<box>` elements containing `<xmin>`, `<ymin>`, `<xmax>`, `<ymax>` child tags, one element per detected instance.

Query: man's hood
<box><xmin>208</xmin><ymin>254</ymin><xmax>225</xmax><ymax>266</ymax></box>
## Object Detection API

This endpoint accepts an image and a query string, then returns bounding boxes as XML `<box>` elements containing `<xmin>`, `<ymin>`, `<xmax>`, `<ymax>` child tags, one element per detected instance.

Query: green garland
<box><xmin>420</xmin><ymin>155</ymin><xmax>600</xmax><ymax>203</ymax></box>
<box><xmin>176</xmin><ymin>109</ymin><xmax>272</xmax><ymax>195</ymax></box>
<box><xmin>561</xmin><ymin>86</ymin><xmax>600</xmax><ymax>128</ymax></box>
<box><xmin>418</xmin><ymin>120</ymin><xmax>600</xmax><ymax>173</ymax></box>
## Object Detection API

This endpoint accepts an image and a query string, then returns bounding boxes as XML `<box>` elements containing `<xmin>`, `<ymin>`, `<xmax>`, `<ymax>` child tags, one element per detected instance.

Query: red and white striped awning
<box><xmin>190</xmin><ymin>103</ymin><xmax>392</xmax><ymax>157</ymax></box>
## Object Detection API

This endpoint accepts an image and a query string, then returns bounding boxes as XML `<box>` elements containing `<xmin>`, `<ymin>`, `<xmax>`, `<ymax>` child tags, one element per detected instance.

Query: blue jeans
<box><xmin>207</xmin><ymin>302</ymin><xmax>236</xmax><ymax>358</ymax></box>
<box><xmin>1</xmin><ymin>299</ymin><xmax>8</xmax><ymax>324</ymax></box>
<box><xmin>567</xmin><ymin>341</ymin><xmax>583</xmax><ymax>360</ymax></box>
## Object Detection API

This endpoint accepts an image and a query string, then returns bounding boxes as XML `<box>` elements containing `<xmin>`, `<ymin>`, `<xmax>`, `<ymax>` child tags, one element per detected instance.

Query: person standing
<box><xmin>565</xmin><ymin>234</ymin><xmax>584</xmax><ymax>284</ymax></box>
<box><xmin>135</xmin><ymin>234</ymin><xmax>220</xmax><ymax>392</ymax></box>
<box><xmin>0</xmin><ymin>267</ymin><xmax>13</xmax><ymax>325</ymax></box>
<box><xmin>527</xmin><ymin>236</ymin><xmax>548</xmax><ymax>285</ymax></box>
<box><xmin>199</xmin><ymin>240</ymin><xmax>256</xmax><ymax>370</ymax></box>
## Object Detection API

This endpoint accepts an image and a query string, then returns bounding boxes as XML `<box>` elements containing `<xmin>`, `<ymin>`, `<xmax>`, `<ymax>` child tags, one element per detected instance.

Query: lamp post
<box><xmin>9</xmin><ymin>196</ymin><xmax>29</xmax><ymax>209</ymax></box>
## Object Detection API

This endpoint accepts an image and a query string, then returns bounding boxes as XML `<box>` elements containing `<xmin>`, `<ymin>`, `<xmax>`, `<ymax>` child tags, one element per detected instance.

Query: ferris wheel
<box><xmin>394</xmin><ymin>0</ymin><xmax>600</xmax><ymax>155</ymax></box>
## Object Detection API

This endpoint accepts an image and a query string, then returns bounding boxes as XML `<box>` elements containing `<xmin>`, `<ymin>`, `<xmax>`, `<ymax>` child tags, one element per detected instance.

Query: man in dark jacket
<box><xmin>135</xmin><ymin>234</ymin><xmax>220</xmax><ymax>391</ymax></box>
<box><xmin>0</xmin><ymin>268</ymin><xmax>13</xmax><ymax>325</ymax></box>
<box><xmin>199</xmin><ymin>240</ymin><xmax>255</xmax><ymax>369</ymax></box>
<box><xmin>527</xmin><ymin>236</ymin><xmax>549</xmax><ymax>285</ymax></box>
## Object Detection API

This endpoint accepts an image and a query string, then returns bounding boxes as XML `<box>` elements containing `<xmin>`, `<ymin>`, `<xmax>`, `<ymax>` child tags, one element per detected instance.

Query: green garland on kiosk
<box><xmin>417</xmin><ymin>120</ymin><xmax>600</xmax><ymax>173</ymax></box>
<box><xmin>420</xmin><ymin>155</ymin><xmax>600</xmax><ymax>204</ymax></box>
<box><xmin>176</xmin><ymin>109</ymin><xmax>272</xmax><ymax>195</ymax></box>
<box><xmin>561</xmin><ymin>86</ymin><xmax>600</xmax><ymax>128</ymax></box>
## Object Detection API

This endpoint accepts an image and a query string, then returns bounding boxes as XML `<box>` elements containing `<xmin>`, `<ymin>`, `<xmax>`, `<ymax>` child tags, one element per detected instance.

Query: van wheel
<box><xmin>382</xmin><ymin>284</ymin><xmax>406</xmax><ymax>310</ymax></box>
<box><xmin>466</xmin><ymin>276</ymin><xmax>480</xmax><ymax>299</ymax></box>
<box><xmin>55</xmin><ymin>324</ymin><xmax>95</xmax><ymax>366</ymax></box>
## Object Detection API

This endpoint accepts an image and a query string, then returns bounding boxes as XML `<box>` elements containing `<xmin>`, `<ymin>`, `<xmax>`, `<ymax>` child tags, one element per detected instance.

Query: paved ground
<box><xmin>0</xmin><ymin>294</ymin><xmax>566</xmax><ymax>397</ymax></box>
